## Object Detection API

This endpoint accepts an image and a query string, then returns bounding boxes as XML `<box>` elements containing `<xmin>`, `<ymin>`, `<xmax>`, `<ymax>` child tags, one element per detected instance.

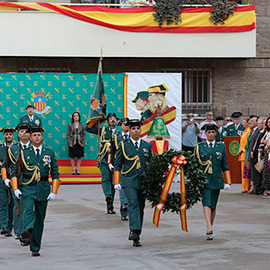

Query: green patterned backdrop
<box><xmin>0</xmin><ymin>73</ymin><xmax>125</xmax><ymax>159</ymax></box>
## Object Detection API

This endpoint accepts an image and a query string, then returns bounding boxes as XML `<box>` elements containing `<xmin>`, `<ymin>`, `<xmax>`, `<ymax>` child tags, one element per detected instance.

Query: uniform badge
<box><xmin>35</xmin><ymin>119</ymin><xmax>40</xmax><ymax>126</ymax></box>
<box><xmin>216</xmin><ymin>152</ymin><xmax>222</xmax><ymax>160</ymax></box>
<box><xmin>43</xmin><ymin>155</ymin><xmax>51</xmax><ymax>168</ymax></box>
<box><xmin>143</xmin><ymin>148</ymin><xmax>149</xmax><ymax>157</ymax></box>
<box><xmin>27</xmin><ymin>156</ymin><xmax>30</xmax><ymax>160</ymax></box>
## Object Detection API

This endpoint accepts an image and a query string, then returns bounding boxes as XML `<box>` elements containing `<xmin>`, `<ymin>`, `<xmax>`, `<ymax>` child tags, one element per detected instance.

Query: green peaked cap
<box><xmin>147</xmin><ymin>117</ymin><xmax>170</xmax><ymax>138</ymax></box>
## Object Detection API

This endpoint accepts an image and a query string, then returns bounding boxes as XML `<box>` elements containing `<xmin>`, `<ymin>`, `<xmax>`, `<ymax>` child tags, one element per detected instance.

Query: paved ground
<box><xmin>1</xmin><ymin>183</ymin><xmax>270</xmax><ymax>270</ymax></box>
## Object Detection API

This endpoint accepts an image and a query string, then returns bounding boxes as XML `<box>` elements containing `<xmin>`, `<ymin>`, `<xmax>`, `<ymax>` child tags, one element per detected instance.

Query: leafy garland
<box><xmin>142</xmin><ymin>149</ymin><xmax>207</xmax><ymax>213</ymax></box>
<box><xmin>153</xmin><ymin>0</ymin><xmax>240</xmax><ymax>27</ymax></box>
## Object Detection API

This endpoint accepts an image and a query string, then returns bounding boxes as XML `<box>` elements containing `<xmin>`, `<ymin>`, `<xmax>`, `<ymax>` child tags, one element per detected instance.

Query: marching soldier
<box><xmin>86</xmin><ymin>112</ymin><xmax>120</xmax><ymax>214</ymax></box>
<box><xmin>0</xmin><ymin>128</ymin><xmax>15</xmax><ymax>237</ymax></box>
<box><xmin>10</xmin><ymin>126</ymin><xmax>61</xmax><ymax>256</ymax></box>
<box><xmin>1</xmin><ymin>123</ymin><xmax>31</xmax><ymax>242</ymax></box>
<box><xmin>194</xmin><ymin>124</ymin><xmax>231</xmax><ymax>241</ymax></box>
<box><xmin>20</xmin><ymin>104</ymin><xmax>42</xmax><ymax>127</ymax></box>
<box><xmin>114</xmin><ymin>117</ymin><xmax>130</xmax><ymax>221</ymax></box>
<box><xmin>226</xmin><ymin>112</ymin><xmax>245</xmax><ymax>136</ymax></box>
<box><xmin>114</xmin><ymin>119</ymin><xmax>152</xmax><ymax>247</ymax></box>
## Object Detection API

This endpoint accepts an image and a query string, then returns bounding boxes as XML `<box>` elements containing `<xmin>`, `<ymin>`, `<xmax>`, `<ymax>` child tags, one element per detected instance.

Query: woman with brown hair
<box><xmin>67</xmin><ymin>112</ymin><xmax>85</xmax><ymax>175</ymax></box>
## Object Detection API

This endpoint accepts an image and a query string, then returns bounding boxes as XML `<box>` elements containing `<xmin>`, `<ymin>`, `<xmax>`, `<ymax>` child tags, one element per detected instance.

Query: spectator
<box><xmin>226</xmin><ymin>112</ymin><xmax>245</xmax><ymax>136</ymax></box>
<box><xmin>198</xmin><ymin>111</ymin><xmax>216</xmax><ymax>141</ymax></box>
<box><xmin>67</xmin><ymin>112</ymin><xmax>86</xmax><ymax>175</ymax></box>
<box><xmin>238</xmin><ymin>117</ymin><xmax>251</xmax><ymax>193</ymax></box>
<box><xmin>182</xmin><ymin>113</ymin><xmax>200</xmax><ymax>152</ymax></box>
<box><xmin>223</xmin><ymin>116</ymin><xmax>232</xmax><ymax>128</ymax></box>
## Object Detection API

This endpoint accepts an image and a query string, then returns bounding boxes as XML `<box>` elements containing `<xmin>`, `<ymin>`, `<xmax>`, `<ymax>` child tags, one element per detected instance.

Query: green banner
<box><xmin>0</xmin><ymin>73</ymin><xmax>125</xmax><ymax>159</ymax></box>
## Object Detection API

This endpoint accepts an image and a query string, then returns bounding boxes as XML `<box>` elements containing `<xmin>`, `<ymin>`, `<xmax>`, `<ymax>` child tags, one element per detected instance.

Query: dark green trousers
<box><xmin>0</xmin><ymin>181</ymin><xmax>14</xmax><ymax>233</ymax></box>
<box><xmin>12</xmin><ymin>192</ymin><xmax>24</xmax><ymax>235</ymax></box>
<box><xmin>22</xmin><ymin>196</ymin><xmax>47</xmax><ymax>252</ymax></box>
<box><xmin>100</xmin><ymin>163</ymin><xmax>115</xmax><ymax>210</ymax></box>
<box><xmin>124</xmin><ymin>187</ymin><xmax>145</xmax><ymax>234</ymax></box>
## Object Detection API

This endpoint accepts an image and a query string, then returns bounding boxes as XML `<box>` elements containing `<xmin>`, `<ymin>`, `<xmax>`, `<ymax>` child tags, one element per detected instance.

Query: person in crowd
<box><xmin>67</xmin><ymin>112</ymin><xmax>86</xmax><ymax>175</ymax></box>
<box><xmin>194</xmin><ymin>124</ymin><xmax>231</xmax><ymax>241</ymax></box>
<box><xmin>226</xmin><ymin>112</ymin><xmax>245</xmax><ymax>136</ymax></box>
<box><xmin>114</xmin><ymin>119</ymin><xmax>152</xmax><ymax>247</ymax></box>
<box><xmin>198</xmin><ymin>111</ymin><xmax>216</xmax><ymax>141</ymax></box>
<box><xmin>215</xmin><ymin>116</ymin><xmax>227</xmax><ymax>142</ymax></box>
<box><xmin>86</xmin><ymin>113</ymin><xmax>120</xmax><ymax>214</ymax></box>
<box><xmin>238</xmin><ymin>117</ymin><xmax>251</xmax><ymax>193</ymax></box>
<box><xmin>20</xmin><ymin>105</ymin><xmax>42</xmax><ymax>127</ymax></box>
<box><xmin>223</xmin><ymin>116</ymin><xmax>232</xmax><ymax>128</ymax></box>
<box><xmin>248</xmin><ymin>116</ymin><xmax>264</xmax><ymax>195</ymax></box>
<box><xmin>260</xmin><ymin>117</ymin><xmax>270</xmax><ymax>196</ymax></box>
<box><xmin>182</xmin><ymin>113</ymin><xmax>200</xmax><ymax>152</ymax></box>
<box><xmin>1</xmin><ymin>123</ymin><xmax>32</xmax><ymax>243</ymax></box>
<box><xmin>113</xmin><ymin>117</ymin><xmax>130</xmax><ymax>221</ymax></box>
<box><xmin>0</xmin><ymin>128</ymin><xmax>15</xmax><ymax>237</ymax></box>
<box><xmin>10</xmin><ymin>126</ymin><xmax>61</xmax><ymax>257</ymax></box>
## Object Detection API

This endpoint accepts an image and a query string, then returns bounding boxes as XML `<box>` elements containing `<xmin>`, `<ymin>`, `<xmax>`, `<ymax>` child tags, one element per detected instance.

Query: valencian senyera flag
<box><xmin>86</xmin><ymin>55</ymin><xmax>107</xmax><ymax>128</ymax></box>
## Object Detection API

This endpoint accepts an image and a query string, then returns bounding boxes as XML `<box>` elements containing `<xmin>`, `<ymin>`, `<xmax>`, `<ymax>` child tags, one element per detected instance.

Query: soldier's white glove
<box><xmin>47</xmin><ymin>193</ymin><xmax>56</xmax><ymax>201</ymax></box>
<box><xmin>108</xmin><ymin>164</ymin><xmax>114</xmax><ymax>171</ymax></box>
<box><xmin>4</xmin><ymin>179</ymin><xmax>11</xmax><ymax>188</ymax></box>
<box><xmin>224</xmin><ymin>184</ymin><xmax>231</xmax><ymax>190</ymax></box>
<box><xmin>14</xmin><ymin>189</ymin><xmax>22</xmax><ymax>199</ymax></box>
<box><xmin>114</xmin><ymin>184</ymin><xmax>122</xmax><ymax>191</ymax></box>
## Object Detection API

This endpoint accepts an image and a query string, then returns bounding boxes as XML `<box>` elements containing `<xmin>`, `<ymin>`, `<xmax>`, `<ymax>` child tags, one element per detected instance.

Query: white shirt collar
<box><xmin>28</xmin><ymin>115</ymin><xmax>34</xmax><ymax>121</ymax></box>
<box><xmin>130</xmin><ymin>137</ymin><xmax>141</xmax><ymax>148</ymax></box>
<box><xmin>122</xmin><ymin>131</ymin><xmax>129</xmax><ymax>137</ymax></box>
<box><xmin>20</xmin><ymin>141</ymin><xmax>30</xmax><ymax>149</ymax></box>
<box><xmin>33</xmin><ymin>145</ymin><xmax>42</xmax><ymax>154</ymax></box>
<box><xmin>206</xmin><ymin>140</ymin><xmax>215</xmax><ymax>147</ymax></box>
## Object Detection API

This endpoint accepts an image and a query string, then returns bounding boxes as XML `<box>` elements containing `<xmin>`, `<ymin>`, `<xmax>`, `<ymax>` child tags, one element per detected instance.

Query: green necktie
<box><xmin>124</xmin><ymin>134</ymin><xmax>128</xmax><ymax>140</ymax></box>
<box><xmin>135</xmin><ymin>141</ymin><xmax>139</xmax><ymax>150</ymax></box>
<box><xmin>209</xmin><ymin>142</ymin><xmax>213</xmax><ymax>148</ymax></box>
<box><xmin>36</xmin><ymin>148</ymin><xmax>40</xmax><ymax>158</ymax></box>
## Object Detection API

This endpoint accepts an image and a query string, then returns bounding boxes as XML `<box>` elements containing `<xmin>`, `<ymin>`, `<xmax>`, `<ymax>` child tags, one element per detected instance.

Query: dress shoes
<box><xmin>133</xmin><ymin>240</ymin><xmax>142</xmax><ymax>247</ymax></box>
<box><xmin>32</xmin><ymin>251</ymin><xmax>40</xmax><ymax>257</ymax></box>
<box><xmin>0</xmin><ymin>228</ymin><xmax>7</xmax><ymax>235</ymax></box>
<box><xmin>22</xmin><ymin>230</ymin><xmax>32</xmax><ymax>244</ymax></box>
<box><xmin>107</xmin><ymin>209</ymin><xmax>116</xmax><ymax>214</ymax></box>
<box><xmin>121</xmin><ymin>216</ymin><xmax>128</xmax><ymax>221</ymax></box>
<box><xmin>128</xmin><ymin>231</ymin><xmax>139</xmax><ymax>241</ymax></box>
<box><xmin>15</xmin><ymin>234</ymin><xmax>21</xmax><ymax>240</ymax></box>
<box><xmin>5</xmin><ymin>231</ymin><xmax>12</xmax><ymax>237</ymax></box>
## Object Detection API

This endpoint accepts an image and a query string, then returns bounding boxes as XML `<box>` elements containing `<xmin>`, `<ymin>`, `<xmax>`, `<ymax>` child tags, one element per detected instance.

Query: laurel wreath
<box><xmin>142</xmin><ymin>149</ymin><xmax>207</xmax><ymax>213</ymax></box>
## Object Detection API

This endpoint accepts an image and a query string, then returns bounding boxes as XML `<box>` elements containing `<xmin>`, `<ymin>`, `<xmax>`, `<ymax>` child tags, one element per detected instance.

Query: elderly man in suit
<box><xmin>114</xmin><ymin>119</ymin><xmax>152</xmax><ymax>247</ymax></box>
<box><xmin>195</xmin><ymin>124</ymin><xmax>231</xmax><ymax>241</ymax></box>
<box><xmin>20</xmin><ymin>105</ymin><xmax>42</xmax><ymax>127</ymax></box>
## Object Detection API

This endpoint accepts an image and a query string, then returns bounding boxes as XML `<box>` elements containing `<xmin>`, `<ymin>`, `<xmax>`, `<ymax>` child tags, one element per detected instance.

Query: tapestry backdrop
<box><xmin>0</xmin><ymin>73</ymin><xmax>125</xmax><ymax>159</ymax></box>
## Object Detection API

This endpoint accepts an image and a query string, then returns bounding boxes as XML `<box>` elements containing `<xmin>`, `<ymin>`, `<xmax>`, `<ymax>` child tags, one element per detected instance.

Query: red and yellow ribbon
<box><xmin>153</xmin><ymin>155</ymin><xmax>188</xmax><ymax>232</ymax></box>
<box><xmin>0</xmin><ymin>4</ymin><xmax>256</xmax><ymax>33</ymax></box>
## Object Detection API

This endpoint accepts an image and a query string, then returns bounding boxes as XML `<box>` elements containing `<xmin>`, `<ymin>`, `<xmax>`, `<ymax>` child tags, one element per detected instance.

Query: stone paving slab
<box><xmin>1</xmin><ymin>183</ymin><xmax>270</xmax><ymax>270</ymax></box>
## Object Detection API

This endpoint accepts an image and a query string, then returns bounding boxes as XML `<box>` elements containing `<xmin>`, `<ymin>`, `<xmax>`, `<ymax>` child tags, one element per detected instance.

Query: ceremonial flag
<box><xmin>86</xmin><ymin>54</ymin><xmax>106</xmax><ymax>128</ymax></box>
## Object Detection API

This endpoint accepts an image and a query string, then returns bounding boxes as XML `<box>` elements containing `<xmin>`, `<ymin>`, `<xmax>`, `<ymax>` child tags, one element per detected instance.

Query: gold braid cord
<box><xmin>8</xmin><ymin>147</ymin><xmax>17</xmax><ymax>165</ymax></box>
<box><xmin>120</xmin><ymin>141</ymin><xmax>141</xmax><ymax>175</ymax></box>
<box><xmin>195</xmin><ymin>145</ymin><xmax>213</xmax><ymax>174</ymax></box>
<box><xmin>20</xmin><ymin>150</ymin><xmax>41</xmax><ymax>185</ymax></box>
<box><xmin>98</xmin><ymin>127</ymin><xmax>110</xmax><ymax>157</ymax></box>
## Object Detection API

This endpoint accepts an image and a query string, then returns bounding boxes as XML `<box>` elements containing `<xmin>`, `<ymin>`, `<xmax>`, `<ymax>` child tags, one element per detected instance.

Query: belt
<box><xmin>23</xmin><ymin>175</ymin><xmax>48</xmax><ymax>181</ymax></box>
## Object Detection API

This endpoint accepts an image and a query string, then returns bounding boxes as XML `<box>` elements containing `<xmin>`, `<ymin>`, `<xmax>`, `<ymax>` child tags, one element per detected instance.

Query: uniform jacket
<box><xmin>215</xmin><ymin>127</ymin><xmax>227</xmax><ymax>142</ymax></box>
<box><xmin>114</xmin><ymin>139</ymin><xmax>152</xmax><ymax>190</ymax></box>
<box><xmin>67</xmin><ymin>122</ymin><xmax>86</xmax><ymax>146</ymax></box>
<box><xmin>86</xmin><ymin>125</ymin><xmax>119</xmax><ymax>165</ymax></box>
<box><xmin>11</xmin><ymin>145</ymin><xmax>59</xmax><ymax>201</ymax></box>
<box><xmin>226</xmin><ymin>123</ymin><xmax>245</xmax><ymax>137</ymax></box>
<box><xmin>20</xmin><ymin>115</ymin><xmax>42</xmax><ymax>127</ymax></box>
<box><xmin>196</xmin><ymin>141</ymin><xmax>229</xmax><ymax>190</ymax></box>
<box><xmin>0</xmin><ymin>144</ymin><xmax>7</xmax><ymax>189</ymax></box>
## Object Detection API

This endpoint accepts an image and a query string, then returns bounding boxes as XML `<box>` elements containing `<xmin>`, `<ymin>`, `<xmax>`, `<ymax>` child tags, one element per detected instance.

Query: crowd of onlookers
<box><xmin>182</xmin><ymin>111</ymin><xmax>270</xmax><ymax>197</ymax></box>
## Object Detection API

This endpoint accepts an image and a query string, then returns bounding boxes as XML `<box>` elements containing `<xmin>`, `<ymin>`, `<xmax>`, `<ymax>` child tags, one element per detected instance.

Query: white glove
<box><xmin>4</xmin><ymin>179</ymin><xmax>11</xmax><ymax>188</ymax></box>
<box><xmin>14</xmin><ymin>189</ymin><xmax>22</xmax><ymax>200</ymax></box>
<box><xmin>114</xmin><ymin>184</ymin><xmax>122</xmax><ymax>191</ymax></box>
<box><xmin>108</xmin><ymin>164</ymin><xmax>114</xmax><ymax>171</ymax></box>
<box><xmin>47</xmin><ymin>192</ymin><xmax>56</xmax><ymax>201</ymax></box>
<box><xmin>224</xmin><ymin>184</ymin><xmax>231</xmax><ymax>190</ymax></box>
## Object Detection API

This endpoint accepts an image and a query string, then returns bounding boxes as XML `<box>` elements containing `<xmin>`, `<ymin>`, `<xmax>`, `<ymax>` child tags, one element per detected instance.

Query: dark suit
<box><xmin>248</xmin><ymin>128</ymin><xmax>264</xmax><ymax>193</ymax></box>
<box><xmin>114</xmin><ymin>139</ymin><xmax>152</xmax><ymax>236</ymax></box>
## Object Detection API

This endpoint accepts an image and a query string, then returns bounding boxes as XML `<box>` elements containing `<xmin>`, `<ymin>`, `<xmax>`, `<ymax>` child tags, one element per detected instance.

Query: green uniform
<box><xmin>0</xmin><ymin>144</ymin><xmax>14</xmax><ymax>234</ymax></box>
<box><xmin>19</xmin><ymin>115</ymin><xmax>42</xmax><ymax>127</ymax></box>
<box><xmin>86</xmin><ymin>125</ymin><xmax>119</xmax><ymax>211</ymax></box>
<box><xmin>114</xmin><ymin>132</ymin><xmax>130</xmax><ymax>218</ymax></box>
<box><xmin>2</xmin><ymin>142</ymin><xmax>32</xmax><ymax>236</ymax></box>
<box><xmin>226</xmin><ymin>123</ymin><xmax>245</xmax><ymax>137</ymax></box>
<box><xmin>114</xmin><ymin>139</ymin><xmax>152</xmax><ymax>236</ymax></box>
<box><xmin>11</xmin><ymin>145</ymin><xmax>59</xmax><ymax>252</ymax></box>
<box><xmin>195</xmin><ymin>141</ymin><xmax>229</xmax><ymax>209</ymax></box>
<box><xmin>140</xmin><ymin>110</ymin><xmax>152</xmax><ymax>122</ymax></box>
<box><xmin>215</xmin><ymin>127</ymin><xmax>227</xmax><ymax>142</ymax></box>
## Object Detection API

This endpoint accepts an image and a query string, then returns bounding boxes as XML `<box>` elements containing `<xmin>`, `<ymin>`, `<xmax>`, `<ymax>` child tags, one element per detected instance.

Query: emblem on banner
<box><xmin>31</xmin><ymin>91</ymin><xmax>51</xmax><ymax>115</ymax></box>
<box><xmin>90</xmin><ymin>94</ymin><xmax>106</xmax><ymax>114</ymax></box>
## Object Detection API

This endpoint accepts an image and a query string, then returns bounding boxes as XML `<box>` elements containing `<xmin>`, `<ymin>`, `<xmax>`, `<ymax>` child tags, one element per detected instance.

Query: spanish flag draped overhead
<box><xmin>0</xmin><ymin>3</ymin><xmax>255</xmax><ymax>33</ymax></box>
